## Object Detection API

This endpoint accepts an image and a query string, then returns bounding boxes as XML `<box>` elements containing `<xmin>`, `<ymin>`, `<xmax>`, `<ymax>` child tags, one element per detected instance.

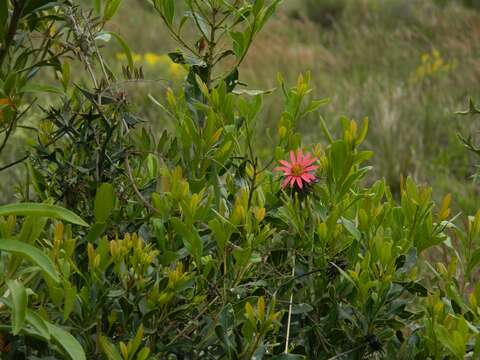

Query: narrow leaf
<box><xmin>0</xmin><ymin>239</ymin><xmax>60</xmax><ymax>283</ymax></box>
<box><xmin>99</xmin><ymin>336</ymin><xmax>122</xmax><ymax>360</ymax></box>
<box><xmin>47</xmin><ymin>322</ymin><xmax>86</xmax><ymax>360</ymax></box>
<box><xmin>94</xmin><ymin>183</ymin><xmax>115</xmax><ymax>223</ymax></box>
<box><xmin>0</xmin><ymin>203</ymin><xmax>88</xmax><ymax>227</ymax></box>
<box><xmin>102</xmin><ymin>31</ymin><xmax>134</xmax><ymax>69</ymax></box>
<box><xmin>6</xmin><ymin>280</ymin><xmax>27</xmax><ymax>335</ymax></box>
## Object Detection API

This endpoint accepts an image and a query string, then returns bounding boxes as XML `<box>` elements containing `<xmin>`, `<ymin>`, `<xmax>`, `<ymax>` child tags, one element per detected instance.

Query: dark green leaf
<box><xmin>6</xmin><ymin>280</ymin><xmax>27</xmax><ymax>335</ymax></box>
<box><xmin>0</xmin><ymin>203</ymin><xmax>88</xmax><ymax>227</ymax></box>
<box><xmin>94</xmin><ymin>183</ymin><xmax>115</xmax><ymax>223</ymax></box>
<box><xmin>99</xmin><ymin>336</ymin><xmax>122</xmax><ymax>360</ymax></box>
<box><xmin>0</xmin><ymin>239</ymin><xmax>60</xmax><ymax>283</ymax></box>
<box><xmin>47</xmin><ymin>322</ymin><xmax>86</xmax><ymax>360</ymax></box>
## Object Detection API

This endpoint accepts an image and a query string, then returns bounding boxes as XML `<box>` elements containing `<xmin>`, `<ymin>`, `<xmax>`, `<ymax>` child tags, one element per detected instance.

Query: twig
<box><xmin>284</xmin><ymin>253</ymin><xmax>296</xmax><ymax>353</ymax></box>
<box><xmin>0</xmin><ymin>153</ymin><xmax>30</xmax><ymax>172</ymax></box>
<box><xmin>0</xmin><ymin>100</ymin><xmax>35</xmax><ymax>155</ymax></box>
<box><xmin>124</xmin><ymin>153</ymin><xmax>159</xmax><ymax>214</ymax></box>
<box><xmin>167</xmin><ymin>295</ymin><xmax>219</xmax><ymax>345</ymax></box>
<box><xmin>326</xmin><ymin>343</ymin><xmax>366</xmax><ymax>360</ymax></box>
<box><xmin>0</xmin><ymin>0</ymin><xmax>25</xmax><ymax>67</ymax></box>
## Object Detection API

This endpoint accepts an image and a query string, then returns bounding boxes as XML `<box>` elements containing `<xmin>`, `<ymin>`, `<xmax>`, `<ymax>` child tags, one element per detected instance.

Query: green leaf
<box><xmin>0</xmin><ymin>299</ymin><xmax>50</xmax><ymax>340</ymax></box>
<box><xmin>291</xmin><ymin>303</ymin><xmax>314</xmax><ymax>315</ymax></box>
<box><xmin>330</xmin><ymin>140</ymin><xmax>349</xmax><ymax>182</ymax></box>
<box><xmin>94</xmin><ymin>183</ymin><xmax>115</xmax><ymax>223</ymax></box>
<box><xmin>6</xmin><ymin>280</ymin><xmax>27</xmax><ymax>335</ymax></box>
<box><xmin>18</xmin><ymin>215</ymin><xmax>48</xmax><ymax>245</ymax></box>
<box><xmin>320</xmin><ymin>115</ymin><xmax>334</xmax><ymax>144</ymax></box>
<box><xmin>435</xmin><ymin>325</ymin><xmax>466</xmax><ymax>360</ymax></box>
<box><xmin>102</xmin><ymin>31</ymin><xmax>134</xmax><ymax>69</ymax></box>
<box><xmin>127</xmin><ymin>325</ymin><xmax>144</xmax><ymax>360</ymax></box>
<box><xmin>19</xmin><ymin>83</ymin><xmax>64</xmax><ymax>95</ymax></box>
<box><xmin>395</xmin><ymin>281</ymin><xmax>428</xmax><ymax>297</ymax></box>
<box><xmin>469</xmin><ymin>248</ymin><xmax>480</xmax><ymax>275</ymax></box>
<box><xmin>26</xmin><ymin>310</ymin><xmax>50</xmax><ymax>340</ymax></box>
<box><xmin>103</xmin><ymin>0</ymin><xmax>122</xmax><ymax>21</ymax></box>
<box><xmin>92</xmin><ymin>0</ymin><xmax>102</xmax><ymax>15</ymax></box>
<box><xmin>185</xmin><ymin>11</ymin><xmax>209</xmax><ymax>36</ymax></box>
<box><xmin>63</xmin><ymin>282</ymin><xmax>76</xmax><ymax>321</ymax></box>
<box><xmin>230</xmin><ymin>31</ymin><xmax>245</xmax><ymax>58</ymax></box>
<box><xmin>232</xmin><ymin>88</ymin><xmax>275</xmax><ymax>96</ymax></box>
<box><xmin>47</xmin><ymin>322</ymin><xmax>86</xmax><ymax>360</ymax></box>
<box><xmin>0</xmin><ymin>239</ymin><xmax>60</xmax><ymax>283</ymax></box>
<box><xmin>0</xmin><ymin>203</ymin><xmax>88</xmax><ymax>227</ymax></box>
<box><xmin>99</xmin><ymin>336</ymin><xmax>122</xmax><ymax>360</ymax></box>
<box><xmin>302</xmin><ymin>98</ymin><xmax>329</xmax><ymax>116</ymax></box>
<box><xmin>252</xmin><ymin>0</ymin><xmax>265</xmax><ymax>15</ymax></box>
<box><xmin>260</xmin><ymin>0</ymin><xmax>282</xmax><ymax>28</ymax></box>
<box><xmin>86</xmin><ymin>222</ymin><xmax>107</xmax><ymax>243</ymax></box>
<box><xmin>136</xmin><ymin>348</ymin><xmax>150</xmax><ymax>360</ymax></box>
<box><xmin>171</xmin><ymin>218</ymin><xmax>203</xmax><ymax>264</ymax></box>
<box><xmin>341</xmin><ymin>217</ymin><xmax>361</xmax><ymax>241</ymax></box>
<box><xmin>163</xmin><ymin>0</ymin><xmax>175</xmax><ymax>25</ymax></box>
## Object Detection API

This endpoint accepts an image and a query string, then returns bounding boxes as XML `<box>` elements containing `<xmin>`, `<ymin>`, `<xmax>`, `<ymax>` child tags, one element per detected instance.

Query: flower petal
<box><xmin>301</xmin><ymin>173</ymin><xmax>316</xmax><ymax>182</ymax></box>
<box><xmin>279</xmin><ymin>160</ymin><xmax>293</xmax><ymax>168</ymax></box>
<box><xmin>282</xmin><ymin>177</ymin><xmax>291</xmax><ymax>188</ymax></box>
<box><xmin>290</xmin><ymin>151</ymin><xmax>296</xmax><ymax>164</ymax></box>
<box><xmin>304</xmin><ymin>165</ymin><xmax>319</xmax><ymax>172</ymax></box>
<box><xmin>296</xmin><ymin>177</ymin><xmax>303</xmax><ymax>189</ymax></box>
<box><xmin>290</xmin><ymin>176</ymin><xmax>296</xmax><ymax>187</ymax></box>
<box><xmin>274</xmin><ymin>166</ymin><xmax>291</xmax><ymax>173</ymax></box>
<box><xmin>296</xmin><ymin>149</ymin><xmax>303</xmax><ymax>163</ymax></box>
<box><xmin>301</xmin><ymin>157</ymin><xmax>317</xmax><ymax>167</ymax></box>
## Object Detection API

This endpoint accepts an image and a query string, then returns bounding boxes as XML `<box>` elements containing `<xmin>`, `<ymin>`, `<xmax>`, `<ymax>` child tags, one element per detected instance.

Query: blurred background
<box><xmin>3</xmin><ymin>0</ymin><xmax>480</xmax><ymax>213</ymax></box>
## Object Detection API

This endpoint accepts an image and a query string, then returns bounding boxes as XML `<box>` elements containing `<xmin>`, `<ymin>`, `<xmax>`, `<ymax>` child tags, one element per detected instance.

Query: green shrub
<box><xmin>1</xmin><ymin>0</ymin><xmax>480</xmax><ymax>359</ymax></box>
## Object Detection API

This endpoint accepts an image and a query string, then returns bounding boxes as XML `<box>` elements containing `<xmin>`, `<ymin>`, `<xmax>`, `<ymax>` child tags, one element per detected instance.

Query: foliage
<box><xmin>1</xmin><ymin>0</ymin><xmax>480</xmax><ymax>359</ymax></box>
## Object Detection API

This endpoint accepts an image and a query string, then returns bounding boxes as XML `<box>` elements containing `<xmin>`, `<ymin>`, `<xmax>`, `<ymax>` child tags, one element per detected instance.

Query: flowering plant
<box><xmin>276</xmin><ymin>149</ymin><xmax>319</xmax><ymax>189</ymax></box>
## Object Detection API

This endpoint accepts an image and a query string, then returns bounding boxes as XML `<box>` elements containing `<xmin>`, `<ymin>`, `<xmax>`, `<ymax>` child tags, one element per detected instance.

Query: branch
<box><xmin>124</xmin><ymin>152</ymin><xmax>159</xmax><ymax>214</ymax></box>
<box><xmin>0</xmin><ymin>153</ymin><xmax>30</xmax><ymax>172</ymax></box>
<box><xmin>0</xmin><ymin>0</ymin><xmax>26</xmax><ymax>68</ymax></box>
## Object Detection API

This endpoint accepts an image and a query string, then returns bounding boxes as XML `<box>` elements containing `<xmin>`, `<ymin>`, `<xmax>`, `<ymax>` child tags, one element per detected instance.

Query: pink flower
<box><xmin>275</xmin><ymin>149</ymin><xmax>319</xmax><ymax>189</ymax></box>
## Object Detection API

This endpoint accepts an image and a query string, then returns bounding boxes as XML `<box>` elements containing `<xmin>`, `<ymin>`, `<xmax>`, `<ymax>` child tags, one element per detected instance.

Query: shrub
<box><xmin>1</xmin><ymin>0</ymin><xmax>480</xmax><ymax>359</ymax></box>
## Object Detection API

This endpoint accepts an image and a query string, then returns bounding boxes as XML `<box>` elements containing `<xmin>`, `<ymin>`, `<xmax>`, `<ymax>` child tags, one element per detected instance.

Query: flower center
<box><xmin>291</xmin><ymin>164</ymin><xmax>303</xmax><ymax>176</ymax></box>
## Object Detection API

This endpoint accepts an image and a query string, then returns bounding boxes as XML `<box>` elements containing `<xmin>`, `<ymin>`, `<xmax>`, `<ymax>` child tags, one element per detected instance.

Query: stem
<box><xmin>124</xmin><ymin>153</ymin><xmax>159</xmax><ymax>214</ymax></box>
<box><xmin>0</xmin><ymin>113</ymin><xmax>17</xmax><ymax>155</ymax></box>
<box><xmin>167</xmin><ymin>295</ymin><xmax>219</xmax><ymax>346</ymax></box>
<box><xmin>326</xmin><ymin>343</ymin><xmax>367</xmax><ymax>360</ymax></box>
<box><xmin>284</xmin><ymin>253</ymin><xmax>296</xmax><ymax>354</ymax></box>
<box><xmin>83</xmin><ymin>12</ymin><xmax>111</xmax><ymax>85</ymax></box>
<box><xmin>0</xmin><ymin>0</ymin><xmax>25</xmax><ymax>68</ymax></box>
<box><xmin>0</xmin><ymin>153</ymin><xmax>29</xmax><ymax>172</ymax></box>
<box><xmin>245</xmin><ymin>121</ymin><xmax>257</xmax><ymax>210</ymax></box>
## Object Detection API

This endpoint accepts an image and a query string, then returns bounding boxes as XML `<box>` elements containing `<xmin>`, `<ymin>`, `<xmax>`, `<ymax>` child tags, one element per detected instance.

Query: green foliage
<box><xmin>1</xmin><ymin>0</ymin><xmax>480</xmax><ymax>359</ymax></box>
